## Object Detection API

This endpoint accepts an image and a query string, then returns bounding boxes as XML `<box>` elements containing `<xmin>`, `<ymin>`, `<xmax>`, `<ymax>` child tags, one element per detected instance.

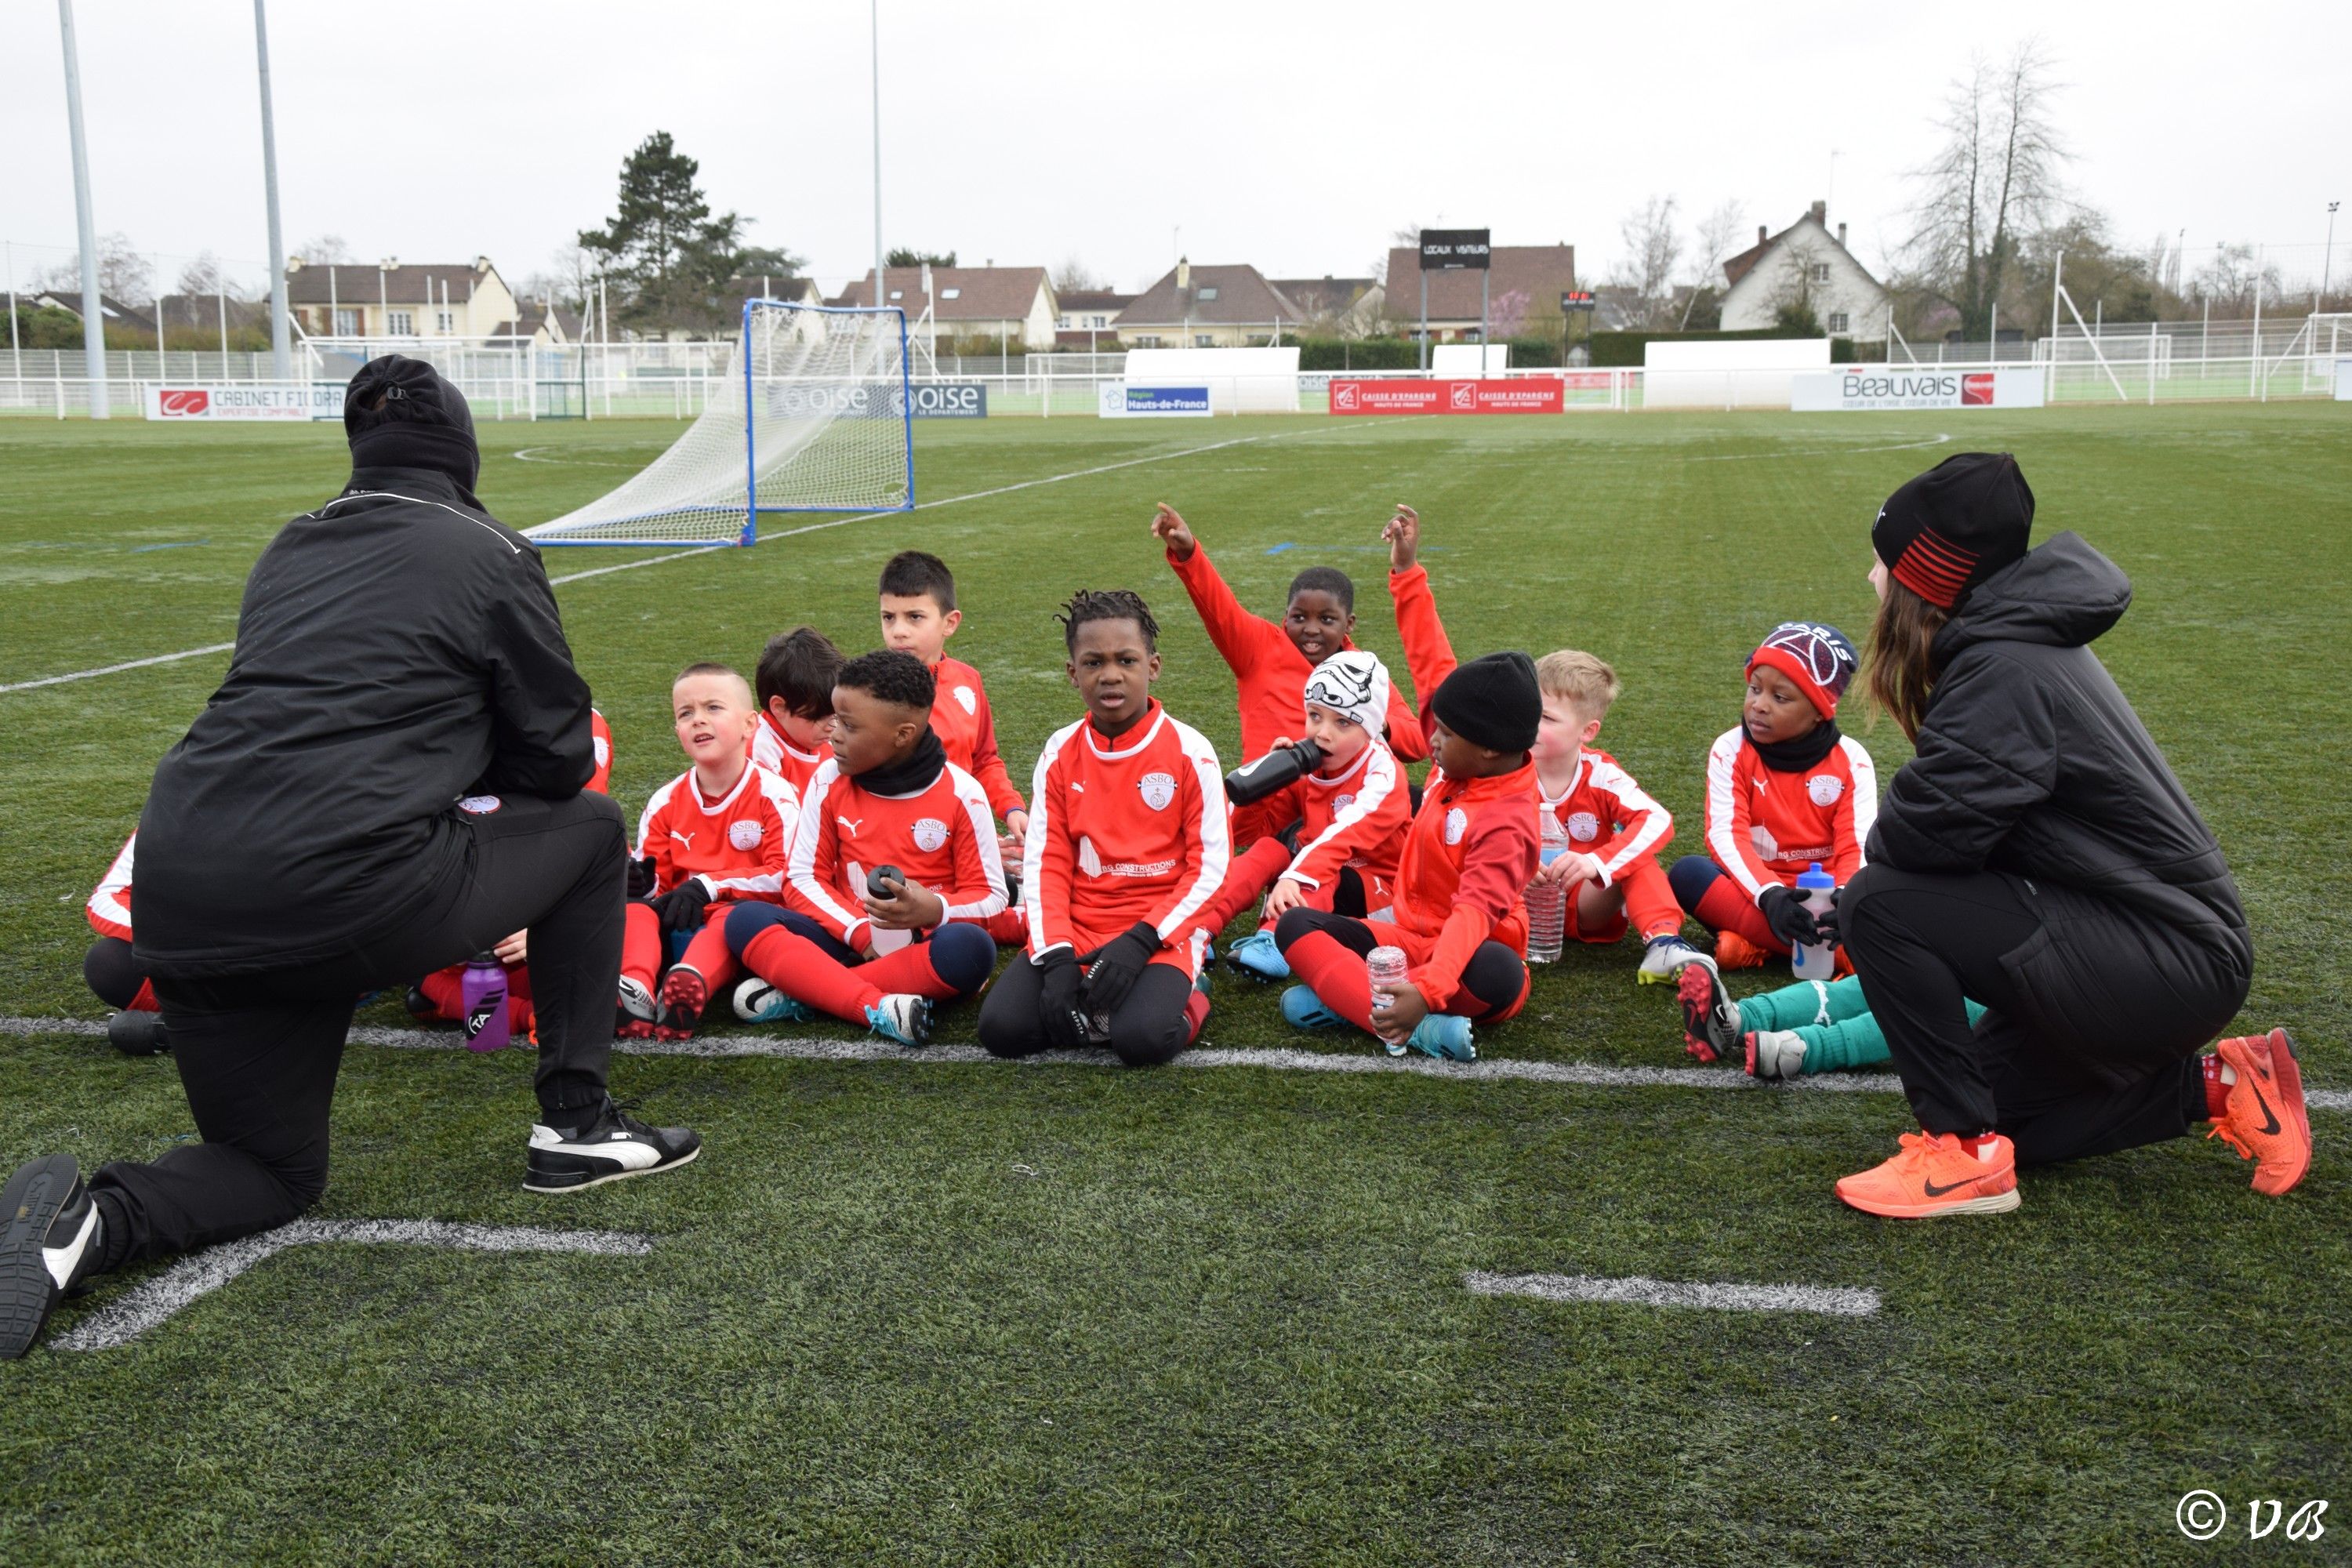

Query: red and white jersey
<box><xmin>1540</xmin><ymin>748</ymin><xmax>1674</xmax><ymax>887</ymax></box>
<box><xmin>87</xmin><ymin>833</ymin><xmax>136</xmax><ymax>941</ymax></box>
<box><xmin>750</xmin><ymin>711</ymin><xmax>827</xmax><ymax>797</ymax></box>
<box><xmin>588</xmin><ymin>709</ymin><xmax>613</xmax><ymax>795</ymax></box>
<box><xmin>1264</xmin><ymin>737</ymin><xmax>1411</xmax><ymax>894</ymax></box>
<box><xmin>634</xmin><ymin>760</ymin><xmax>799</xmax><ymax>902</ymax></box>
<box><xmin>1703</xmin><ymin>726</ymin><xmax>1877</xmax><ymax>898</ymax></box>
<box><xmin>928</xmin><ymin>654</ymin><xmax>1025</xmax><ymax>822</ymax></box>
<box><xmin>1022</xmin><ymin>700</ymin><xmax>1229</xmax><ymax>958</ymax></box>
<box><xmin>786</xmin><ymin>757</ymin><xmax>1008</xmax><ymax>950</ymax></box>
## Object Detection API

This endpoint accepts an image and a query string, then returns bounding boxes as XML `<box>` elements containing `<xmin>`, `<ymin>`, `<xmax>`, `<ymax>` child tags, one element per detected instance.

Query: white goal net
<box><xmin>530</xmin><ymin>300</ymin><xmax>913</xmax><ymax>547</ymax></box>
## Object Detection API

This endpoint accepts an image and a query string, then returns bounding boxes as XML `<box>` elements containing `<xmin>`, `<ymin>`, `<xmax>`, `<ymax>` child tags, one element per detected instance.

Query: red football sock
<box><xmin>1955</xmin><ymin>1131</ymin><xmax>2002</xmax><ymax>1156</ymax></box>
<box><xmin>1183</xmin><ymin>985</ymin><xmax>1210</xmax><ymax>1044</ymax></box>
<box><xmin>127</xmin><ymin>978</ymin><xmax>158</xmax><ymax>1013</ymax></box>
<box><xmin>741</xmin><ymin>926</ymin><xmax>880</xmax><ymax>1024</ymax></box>
<box><xmin>860</xmin><ymin>941</ymin><xmax>972</xmax><ymax>1001</ymax></box>
<box><xmin>1693</xmin><ymin>877</ymin><xmax>1785</xmax><ymax>953</ymax></box>
<box><xmin>621</xmin><ymin>902</ymin><xmax>665</xmax><ymax>991</ymax></box>
<box><xmin>2202</xmin><ymin>1053</ymin><xmax>2230</xmax><ymax>1120</ymax></box>
<box><xmin>1617</xmin><ymin>856</ymin><xmax>1687</xmax><ymax>942</ymax></box>
<box><xmin>1283</xmin><ymin>931</ymin><xmax>1378</xmax><ymax>1033</ymax></box>
<box><xmin>677</xmin><ymin>917</ymin><xmax>740</xmax><ymax>997</ymax></box>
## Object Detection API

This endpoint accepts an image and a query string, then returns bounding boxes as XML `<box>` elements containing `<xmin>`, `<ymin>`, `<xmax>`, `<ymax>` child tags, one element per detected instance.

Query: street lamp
<box><xmin>379</xmin><ymin>256</ymin><xmax>397</xmax><ymax>340</ymax></box>
<box><xmin>2323</xmin><ymin>201</ymin><xmax>2341</xmax><ymax>313</ymax></box>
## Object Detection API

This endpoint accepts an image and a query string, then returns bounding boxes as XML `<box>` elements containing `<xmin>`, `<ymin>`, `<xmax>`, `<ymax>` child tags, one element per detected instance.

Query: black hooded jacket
<box><xmin>135</xmin><ymin>361</ymin><xmax>593</xmax><ymax>976</ymax></box>
<box><xmin>1869</xmin><ymin>532</ymin><xmax>2252</xmax><ymax>987</ymax></box>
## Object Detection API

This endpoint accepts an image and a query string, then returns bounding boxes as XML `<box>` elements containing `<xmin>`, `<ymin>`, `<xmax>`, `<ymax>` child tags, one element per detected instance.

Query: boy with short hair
<box><xmin>1190</xmin><ymin>649</ymin><xmax>1412</xmax><ymax>982</ymax></box>
<box><xmin>878</xmin><ymin>550</ymin><xmax>1028</xmax><ymax>855</ymax></box>
<box><xmin>622</xmin><ymin>663</ymin><xmax>799</xmax><ymax>1040</ymax></box>
<box><xmin>1149</xmin><ymin>502</ymin><xmax>1428</xmax><ymax>845</ymax></box>
<box><xmin>724</xmin><ymin>649</ymin><xmax>1005</xmax><ymax>1047</ymax></box>
<box><xmin>752</xmin><ymin>626</ymin><xmax>842</xmax><ymax>793</ymax></box>
<box><xmin>1274</xmin><ymin>647</ymin><xmax>1542</xmax><ymax>1062</ymax></box>
<box><xmin>1665</xmin><ymin>622</ymin><xmax>1875</xmax><ymax>967</ymax></box>
<box><xmin>976</xmin><ymin>590</ymin><xmax>1228</xmax><ymax>1068</ymax></box>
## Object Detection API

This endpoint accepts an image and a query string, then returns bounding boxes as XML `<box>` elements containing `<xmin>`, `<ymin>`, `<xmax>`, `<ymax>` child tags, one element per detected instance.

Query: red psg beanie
<box><xmin>1871</xmin><ymin>452</ymin><xmax>2035</xmax><ymax>610</ymax></box>
<box><xmin>1748</xmin><ymin>621</ymin><xmax>1859</xmax><ymax>719</ymax></box>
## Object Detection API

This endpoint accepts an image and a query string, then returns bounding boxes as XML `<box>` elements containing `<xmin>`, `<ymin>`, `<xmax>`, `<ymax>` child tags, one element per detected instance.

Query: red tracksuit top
<box><xmin>1542</xmin><ymin>748</ymin><xmax>1675</xmax><ymax>887</ymax></box>
<box><xmin>750</xmin><ymin>712</ymin><xmax>828</xmax><ymax>797</ymax></box>
<box><xmin>1167</xmin><ymin>542</ymin><xmax>1428</xmax><ymax>764</ymax></box>
<box><xmin>927</xmin><ymin>654</ymin><xmax>1026</xmax><ymax>822</ymax></box>
<box><xmin>1022</xmin><ymin>699</ymin><xmax>1230</xmax><ymax>960</ymax></box>
<box><xmin>1261</xmin><ymin>735</ymin><xmax>1412</xmax><ymax>894</ymax></box>
<box><xmin>785</xmin><ymin>755</ymin><xmax>1009</xmax><ymax>952</ymax></box>
<box><xmin>88</xmin><ymin>712</ymin><xmax>618</xmax><ymax>944</ymax></box>
<box><xmin>634</xmin><ymin>760</ymin><xmax>800</xmax><ymax>903</ymax></box>
<box><xmin>1702</xmin><ymin>725</ymin><xmax>1877</xmax><ymax>898</ymax></box>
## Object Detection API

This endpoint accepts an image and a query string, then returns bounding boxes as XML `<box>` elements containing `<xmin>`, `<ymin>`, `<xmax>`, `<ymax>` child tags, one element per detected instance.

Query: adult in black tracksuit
<box><xmin>1</xmin><ymin>357</ymin><xmax>698</xmax><ymax>1359</ymax></box>
<box><xmin>1821</xmin><ymin>452</ymin><xmax>2310</xmax><ymax>1221</ymax></box>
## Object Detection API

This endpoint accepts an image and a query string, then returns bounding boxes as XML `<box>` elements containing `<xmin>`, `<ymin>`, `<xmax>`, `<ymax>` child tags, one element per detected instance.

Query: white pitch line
<box><xmin>52</xmin><ymin>1217</ymin><xmax>652</xmax><ymax>1351</ymax></box>
<box><xmin>13</xmin><ymin>1014</ymin><xmax>2345</xmax><ymax>1109</ymax></box>
<box><xmin>1465</xmin><ymin>1269</ymin><xmax>1882</xmax><ymax>1318</ymax></box>
<box><xmin>0</xmin><ymin>641</ymin><xmax>238</xmax><ymax>695</ymax></box>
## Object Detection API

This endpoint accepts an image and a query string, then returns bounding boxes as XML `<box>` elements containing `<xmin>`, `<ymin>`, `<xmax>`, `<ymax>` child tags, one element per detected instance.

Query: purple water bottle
<box><xmin>460</xmin><ymin>952</ymin><xmax>512</xmax><ymax>1054</ymax></box>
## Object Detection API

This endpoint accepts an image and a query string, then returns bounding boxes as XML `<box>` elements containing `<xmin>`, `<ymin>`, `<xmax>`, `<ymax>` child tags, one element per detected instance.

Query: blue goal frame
<box><xmin>736</xmin><ymin>296</ymin><xmax>915</xmax><ymax>546</ymax></box>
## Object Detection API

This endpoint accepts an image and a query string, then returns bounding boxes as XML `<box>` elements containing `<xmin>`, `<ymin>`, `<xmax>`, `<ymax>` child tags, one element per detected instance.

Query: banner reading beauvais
<box><xmin>1790</xmin><ymin>367</ymin><xmax>2045</xmax><ymax>412</ymax></box>
<box><xmin>1328</xmin><ymin>378</ymin><xmax>1564</xmax><ymax>415</ymax></box>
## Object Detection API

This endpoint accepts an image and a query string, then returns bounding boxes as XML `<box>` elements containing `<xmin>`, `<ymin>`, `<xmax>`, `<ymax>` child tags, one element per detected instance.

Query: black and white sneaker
<box><xmin>523</xmin><ymin>1099</ymin><xmax>701</xmax><ymax>1193</ymax></box>
<box><xmin>1</xmin><ymin>1153</ymin><xmax>107</xmax><ymax>1359</ymax></box>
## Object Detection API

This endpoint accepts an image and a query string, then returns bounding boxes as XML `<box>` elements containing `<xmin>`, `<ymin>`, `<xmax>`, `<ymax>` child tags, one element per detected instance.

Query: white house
<box><xmin>831</xmin><ymin>265</ymin><xmax>1057</xmax><ymax>350</ymax></box>
<box><xmin>1719</xmin><ymin>203</ymin><xmax>1888</xmax><ymax>339</ymax></box>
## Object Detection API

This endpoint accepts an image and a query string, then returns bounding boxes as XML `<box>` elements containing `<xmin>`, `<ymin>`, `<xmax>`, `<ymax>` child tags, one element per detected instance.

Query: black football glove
<box><xmin>1036</xmin><ymin>949</ymin><xmax>1087</xmax><ymax>1050</ymax></box>
<box><xmin>1758</xmin><ymin>884</ymin><xmax>1824</xmax><ymax>949</ymax></box>
<box><xmin>1081</xmin><ymin>921</ymin><xmax>1162</xmax><ymax>1015</ymax></box>
<box><xmin>648</xmin><ymin>878</ymin><xmax>713</xmax><ymax>936</ymax></box>
<box><xmin>625</xmin><ymin>855</ymin><xmax>658</xmax><ymax>901</ymax></box>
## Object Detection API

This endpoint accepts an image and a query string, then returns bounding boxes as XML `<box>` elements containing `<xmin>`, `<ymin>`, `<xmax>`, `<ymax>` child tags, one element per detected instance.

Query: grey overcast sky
<box><xmin>4</xmin><ymin>0</ymin><xmax>2343</xmax><ymax>297</ymax></box>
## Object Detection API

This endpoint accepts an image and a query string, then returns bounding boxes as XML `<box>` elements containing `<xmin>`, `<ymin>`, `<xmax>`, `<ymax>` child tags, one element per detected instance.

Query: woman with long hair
<box><xmin>1829</xmin><ymin>452</ymin><xmax>2310</xmax><ymax>1218</ymax></box>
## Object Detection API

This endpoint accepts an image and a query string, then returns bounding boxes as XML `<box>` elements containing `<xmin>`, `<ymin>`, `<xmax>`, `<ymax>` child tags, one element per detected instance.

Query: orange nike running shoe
<box><xmin>1711</xmin><ymin>931</ymin><xmax>1768</xmax><ymax>971</ymax></box>
<box><xmin>1835</xmin><ymin>1131</ymin><xmax>2019</xmax><ymax>1218</ymax></box>
<box><xmin>2208</xmin><ymin>1029</ymin><xmax>2312</xmax><ymax>1196</ymax></box>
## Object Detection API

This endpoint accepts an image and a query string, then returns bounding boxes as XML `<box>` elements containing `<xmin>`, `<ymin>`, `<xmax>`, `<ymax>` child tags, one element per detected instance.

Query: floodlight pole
<box><xmin>870</xmin><ymin>0</ymin><xmax>884</xmax><ymax>316</ymax></box>
<box><xmin>56</xmin><ymin>0</ymin><xmax>108</xmax><ymax>418</ymax></box>
<box><xmin>2322</xmin><ymin>201</ymin><xmax>2340</xmax><ymax>313</ymax></box>
<box><xmin>254</xmin><ymin>0</ymin><xmax>291</xmax><ymax>383</ymax></box>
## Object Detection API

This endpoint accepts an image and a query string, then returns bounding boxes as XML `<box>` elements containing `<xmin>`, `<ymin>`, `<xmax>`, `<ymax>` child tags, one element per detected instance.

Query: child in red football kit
<box><xmin>620</xmin><ymin>664</ymin><xmax>799</xmax><ymax>1040</ymax></box>
<box><xmin>1274</xmin><ymin>641</ymin><xmax>1543</xmax><ymax>1062</ymax></box>
<box><xmin>976</xmin><ymin>590</ymin><xmax>1229</xmax><ymax>1068</ymax></box>
<box><xmin>1666</xmin><ymin>622</ymin><xmax>1877</xmax><ymax>967</ymax></box>
<box><xmin>751</xmin><ymin>626</ymin><xmax>840</xmax><ymax>794</ymax></box>
<box><xmin>1384</xmin><ymin>505</ymin><xmax>1697</xmax><ymax>985</ymax></box>
<box><xmin>1191</xmin><ymin>648</ymin><xmax>1412</xmax><ymax>983</ymax></box>
<box><xmin>1149</xmin><ymin>502</ymin><xmax>1428</xmax><ymax>845</ymax></box>
<box><xmin>724</xmin><ymin>650</ymin><xmax>1005</xmax><ymax>1047</ymax></box>
<box><xmin>878</xmin><ymin>551</ymin><xmax>1028</xmax><ymax>864</ymax></box>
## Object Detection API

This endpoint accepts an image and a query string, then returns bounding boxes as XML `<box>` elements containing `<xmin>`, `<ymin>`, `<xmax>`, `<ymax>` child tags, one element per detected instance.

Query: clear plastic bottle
<box><xmin>1790</xmin><ymin>862</ymin><xmax>1839</xmax><ymax>982</ymax></box>
<box><xmin>459</xmin><ymin>952</ymin><xmax>511</xmax><ymax>1054</ymax></box>
<box><xmin>1524</xmin><ymin>810</ymin><xmax>1571</xmax><ymax>964</ymax></box>
<box><xmin>1366</xmin><ymin>946</ymin><xmax>1410</xmax><ymax>1011</ymax></box>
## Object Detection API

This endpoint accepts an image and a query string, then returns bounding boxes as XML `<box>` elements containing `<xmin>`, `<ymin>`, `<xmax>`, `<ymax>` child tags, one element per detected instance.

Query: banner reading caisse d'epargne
<box><xmin>1327</xmin><ymin>378</ymin><xmax>1565</xmax><ymax>415</ymax></box>
<box><xmin>1791</xmin><ymin>367</ymin><xmax>2045</xmax><ymax>412</ymax></box>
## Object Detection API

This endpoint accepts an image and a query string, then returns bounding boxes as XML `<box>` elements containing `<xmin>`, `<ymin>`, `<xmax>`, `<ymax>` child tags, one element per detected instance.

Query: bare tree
<box><xmin>2190</xmin><ymin>243</ymin><xmax>2282</xmax><ymax>316</ymax></box>
<box><xmin>1679</xmin><ymin>199</ymin><xmax>1748</xmax><ymax>328</ymax></box>
<box><xmin>295</xmin><ymin>233</ymin><xmax>354</xmax><ymax>266</ymax></box>
<box><xmin>1052</xmin><ymin>255</ymin><xmax>1105</xmax><ymax>294</ymax></box>
<box><xmin>1904</xmin><ymin>40</ymin><xmax>2068</xmax><ymax>341</ymax></box>
<box><xmin>173</xmin><ymin>251</ymin><xmax>251</xmax><ymax>301</ymax></box>
<box><xmin>1374</xmin><ymin>221</ymin><xmax>1423</xmax><ymax>284</ymax></box>
<box><xmin>42</xmin><ymin>232</ymin><xmax>154</xmax><ymax>305</ymax></box>
<box><xmin>1606</xmin><ymin>196</ymin><xmax>1682</xmax><ymax>329</ymax></box>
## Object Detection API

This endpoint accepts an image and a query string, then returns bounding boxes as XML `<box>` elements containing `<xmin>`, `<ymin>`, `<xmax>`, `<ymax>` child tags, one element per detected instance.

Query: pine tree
<box><xmin>579</xmin><ymin>132</ymin><xmax>752</xmax><ymax>333</ymax></box>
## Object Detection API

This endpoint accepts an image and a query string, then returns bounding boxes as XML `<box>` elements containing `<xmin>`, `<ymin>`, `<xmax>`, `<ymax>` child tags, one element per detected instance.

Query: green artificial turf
<box><xmin>2</xmin><ymin>405</ymin><xmax>2347</xmax><ymax>1563</ymax></box>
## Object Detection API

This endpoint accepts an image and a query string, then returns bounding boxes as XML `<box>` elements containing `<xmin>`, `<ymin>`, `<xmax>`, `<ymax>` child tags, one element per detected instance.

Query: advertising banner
<box><xmin>143</xmin><ymin>383</ymin><xmax>345</xmax><ymax>421</ymax></box>
<box><xmin>906</xmin><ymin>382</ymin><xmax>987</xmax><ymax>419</ymax></box>
<box><xmin>760</xmin><ymin>381</ymin><xmax>978</xmax><ymax>419</ymax></box>
<box><xmin>1097</xmin><ymin>382</ymin><xmax>1213</xmax><ymax>418</ymax></box>
<box><xmin>1791</xmin><ymin>366</ymin><xmax>2045</xmax><ymax>412</ymax></box>
<box><xmin>1327</xmin><ymin>378</ymin><xmax>1564</xmax><ymax>415</ymax></box>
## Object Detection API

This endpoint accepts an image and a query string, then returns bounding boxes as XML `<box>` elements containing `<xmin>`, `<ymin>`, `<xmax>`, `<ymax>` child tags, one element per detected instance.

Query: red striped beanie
<box><xmin>1871</xmin><ymin>452</ymin><xmax>2034</xmax><ymax>610</ymax></box>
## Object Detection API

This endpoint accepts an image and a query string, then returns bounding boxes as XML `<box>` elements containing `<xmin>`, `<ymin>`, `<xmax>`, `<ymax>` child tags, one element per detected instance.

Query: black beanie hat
<box><xmin>1431</xmin><ymin>650</ymin><xmax>1541</xmax><ymax>755</ymax></box>
<box><xmin>344</xmin><ymin>354</ymin><xmax>481</xmax><ymax>491</ymax></box>
<box><xmin>1871</xmin><ymin>451</ymin><xmax>2034</xmax><ymax>610</ymax></box>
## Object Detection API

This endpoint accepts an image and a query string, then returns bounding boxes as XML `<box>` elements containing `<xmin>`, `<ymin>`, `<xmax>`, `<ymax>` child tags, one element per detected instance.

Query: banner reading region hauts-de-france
<box><xmin>1096</xmin><ymin>382</ymin><xmax>1213</xmax><ymax>418</ymax></box>
<box><xmin>1790</xmin><ymin>367</ymin><xmax>2045</xmax><ymax>412</ymax></box>
<box><xmin>1327</xmin><ymin>378</ymin><xmax>1565</xmax><ymax>415</ymax></box>
<box><xmin>143</xmin><ymin>383</ymin><xmax>347</xmax><ymax>422</ymax></box>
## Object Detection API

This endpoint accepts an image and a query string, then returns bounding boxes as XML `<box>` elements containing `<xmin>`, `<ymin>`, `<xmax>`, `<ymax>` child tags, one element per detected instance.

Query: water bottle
<box><xmin>1224</xmin><ymin>739</ymin><xmax>1325</xmax><ymax>804</ymax></box>
<box><xmin>1790</xmin><ymin>862</ymin><xmax>1838</xmax><ymax>982</ymax></box>
<box><xmin>1367</xmin><ymin>946</ymin><xmax>1410</xmax><ymax>1010</ymax></box>
<box><xmin>1524</xmin><ymin>811</ymin><xmax>1571</xmax><ymax>964</ymax></box>
<box><xmin>459</xmin><ymin>952</ymin><xmax>512</xmax><ymax>1053</ymax></box>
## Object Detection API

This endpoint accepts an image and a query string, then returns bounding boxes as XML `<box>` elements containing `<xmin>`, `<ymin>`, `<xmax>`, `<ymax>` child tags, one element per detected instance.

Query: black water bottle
<box><xmin>1225</xmin><ymin>739</ymin><xmax>1325</xmax><ymax>804</ymax></box>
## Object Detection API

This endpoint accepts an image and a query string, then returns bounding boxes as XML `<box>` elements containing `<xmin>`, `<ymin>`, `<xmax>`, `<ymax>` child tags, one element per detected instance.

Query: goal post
<box><xmin>530</xmin><ymin>299</ymin><xmax>913</xmax><ymax>548</ymax></box>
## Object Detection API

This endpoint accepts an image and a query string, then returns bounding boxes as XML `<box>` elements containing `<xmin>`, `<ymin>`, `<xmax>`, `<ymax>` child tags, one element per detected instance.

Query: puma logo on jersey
<box><xmin>1753</xmin><ymin>777</ymin><xmax>1769</xmax><ymax>794</ymax></box>
<box><xmin>669</xmin><ymin>829</ymin><xmax>698</xmax><ymax>848</ymax></box>
<box><xmin>837</xmin><ymin>817</ymin><xmax>863</xmax><ymax>837</ymax></box>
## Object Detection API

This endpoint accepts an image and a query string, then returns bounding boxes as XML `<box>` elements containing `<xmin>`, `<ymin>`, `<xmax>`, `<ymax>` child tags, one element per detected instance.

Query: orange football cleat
<box><xmin>1835</xmin><ymin>1131</ymin><xmax>2019</xmax><ymax>1218</ymax></box>
<box><xmin>1712</xmin><ymin>931</ymin><xmax>1768</xmax><ymax>971</ymax></box>
<box><xmin>2207</xmin><ymin>1029</ymin><xmax>2312</xmax><ymax>1196</ymax></box>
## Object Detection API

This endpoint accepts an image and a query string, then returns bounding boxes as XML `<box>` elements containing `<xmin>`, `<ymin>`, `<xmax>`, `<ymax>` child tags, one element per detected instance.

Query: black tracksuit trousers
<box><xmin>1839</xmin><ymin>863</ymin><xmax>2245</xmax><ymax>1167</ymax></box>
<box><xmin>97</xmin><ymin>792</ymin><xmax>627</xmax><ymax>1266</ymax></box>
